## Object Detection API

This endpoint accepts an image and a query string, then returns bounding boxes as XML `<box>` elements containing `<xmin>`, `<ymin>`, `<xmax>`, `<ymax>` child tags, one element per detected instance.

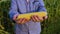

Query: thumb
<box><xmin>13</xmin><ymin>14</ymin><xmax>18</xmax><ymax>21</ymax></box>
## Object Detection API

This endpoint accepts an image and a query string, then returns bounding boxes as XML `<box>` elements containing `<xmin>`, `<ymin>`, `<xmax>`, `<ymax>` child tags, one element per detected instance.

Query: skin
<box><xmin>13</xmin><ymin>14</ymin><xmax>48</xmax><ymax>24</ymax></box>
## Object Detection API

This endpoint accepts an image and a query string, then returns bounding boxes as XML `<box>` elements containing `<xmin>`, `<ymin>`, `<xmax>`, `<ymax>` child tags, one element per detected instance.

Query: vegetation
<box><xmin>0</xmin><ymin>0</ymin><xmax>60</xmax><ymax>34</ymax></box>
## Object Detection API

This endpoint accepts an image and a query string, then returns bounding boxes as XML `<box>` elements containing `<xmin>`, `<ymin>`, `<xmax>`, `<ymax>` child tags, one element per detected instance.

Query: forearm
<box><xmin>37</xmin><ymin>0</ymin><xmax>47</xmax><ymax>15</ymax></box>
<box><xmin>9</xmin><ymin>0</ymin><xmax>19</xmax><ymax>20</ymax></box>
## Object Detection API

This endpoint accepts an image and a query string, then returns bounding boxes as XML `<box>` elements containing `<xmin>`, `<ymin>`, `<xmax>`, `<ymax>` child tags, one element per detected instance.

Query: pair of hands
<box><xmin>13</xmin><ymin>15</ymin><xmax>48</xmax><ymax>24</ymax></box>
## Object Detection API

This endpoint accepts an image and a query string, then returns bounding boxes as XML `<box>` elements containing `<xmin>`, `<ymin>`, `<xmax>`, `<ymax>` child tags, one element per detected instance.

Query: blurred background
<box><xmin>0</xmin><ymin>0</ymin><xmax>60</xmax><ymax>34</ymax></box>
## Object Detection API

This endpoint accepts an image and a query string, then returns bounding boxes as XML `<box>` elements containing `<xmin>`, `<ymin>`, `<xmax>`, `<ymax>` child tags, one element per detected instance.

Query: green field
<box><xmin>0</xmin><ymin>0</ymin><xmax>60</xmax><ymax>34</ymax></box>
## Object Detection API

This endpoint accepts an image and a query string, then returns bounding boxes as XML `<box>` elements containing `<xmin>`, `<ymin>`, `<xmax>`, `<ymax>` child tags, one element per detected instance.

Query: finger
<box><xmin>31</xmin><ymin>16</ymin><xmax>36</xmax><ymax>22</ymax></box>
<box><xmin>20</xmin><ymin>18</ymin><xmax>25</xmax><ymax>24</ymax></box>
<box><xmin>35</xmin><ymin>15</ymin><xmax>43</xmax><ymax>21</ymax></box>
<box><xmin>13</xmin><ymin>14</ymin><xmax>18</xmax><ymax>21</ymax></box>
<box><xmin>16</xmin><ymin>18</ymin><xmax>26</xmax><ymax>24</ymax></box>
<box><xmin>45</xmin><ymin>16</ymin><xmax>48</xmax><ymax>19</ymax></box>
<box><xmin>17</xmin><ymin>18</ymin><xmax>29</xmax><ymax>24</ymax></box>
<box><xmin>34</xmin><ymin>15</ymin><xmax>39</xmax><ymax>21</ymax></box>
<box><xmin>13</xmin><ymin>17</ymin><xmax>16</xmax><ymax>21</ymax></box>
<box><xmin>16</xmin><ymin>20</ymin><xmax>20</xmax><ymax>24</ymax></box>
<box><xmin>21</xmin><ymin>18</ymin><xmax>28</xmax><ymax>24</ymax></box>
<box><xmin>16</xmin><ymin>18</ymin><xmax>24</xmax><ymax>24</ymax></box>
<box><xmin>25</xmin><ymin>19</ymin><xmax>29</xmax><ymax>22</ymax></box>
<box><xmin>16</xmin><ymin>18</ymin><xmax>23</xmax><ymax>24</ymax></box>
<box><xmin>35</xmin><ymin>16</ymin><xmax>40</xmax><ymax>21</ymax></box>
<box><xmin>33</xmin><ymin>15</ymin><xmax>41</xmax><ymax>21</ymax></box>
<box><xmin>39</xmin><ymin>17</ymin><xmax>44</xmax><ymax>21</ymax></box>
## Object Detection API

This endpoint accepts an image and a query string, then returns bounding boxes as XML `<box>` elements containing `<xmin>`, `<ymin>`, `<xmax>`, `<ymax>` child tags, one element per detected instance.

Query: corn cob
<box><xmin>17</xmin><ymin>12</ymin><xmax>47</xmax><ymax>21</ymax></box>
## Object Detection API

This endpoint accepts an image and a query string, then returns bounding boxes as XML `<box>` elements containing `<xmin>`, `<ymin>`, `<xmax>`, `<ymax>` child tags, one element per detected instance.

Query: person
<box><xmin>9</xmin><ymin>0</ymin><xmax>48</xmax><ymax>34</ymax></box>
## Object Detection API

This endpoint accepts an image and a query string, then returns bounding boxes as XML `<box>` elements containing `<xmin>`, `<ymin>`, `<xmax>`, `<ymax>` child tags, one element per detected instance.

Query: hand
<box><xmin>43</xmin><ymin>16</ymin><xmax>48</xmax><ymax>20</ymax></box>
<box><xmin>13</xmin><ymin>14</ymin><xmax>29</xmax><ymax>24</ymax></box>
<box><xmin>31</xmin><ymin>15</ymin><xmax>43</xmax><ymax>22</ymax></box>
<box><xmin>16</xmin><ymin>18</ymin><xmax>29</xmax><ymax>24</ymax></box>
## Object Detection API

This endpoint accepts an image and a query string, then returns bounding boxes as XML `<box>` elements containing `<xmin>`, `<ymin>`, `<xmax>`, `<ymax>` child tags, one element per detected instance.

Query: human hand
<box><xmin>43</xmin><ymin>16</ymin><xmax>48</xmax><ymax>20</ymax></box>
<box><xmin>31</xmin><ymin>15</ymin><xmax>44</xmax><ymax>22</ymax></box>
<box><xmin>16</xmin><ymin>18</ymin><xmax>29</xmax><ymax>24</ymax></box>
<box><xmin>13</xmin><ymin>14</ymin><xmax>29</xmax><ymax>24</ymax></box>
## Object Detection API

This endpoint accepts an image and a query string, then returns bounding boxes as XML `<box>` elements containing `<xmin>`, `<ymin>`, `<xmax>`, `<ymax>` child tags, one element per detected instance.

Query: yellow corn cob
<box><xmin>17</xmin><ymin>12</ymin><xmax>47</xmax><ymax>21</ymax></box>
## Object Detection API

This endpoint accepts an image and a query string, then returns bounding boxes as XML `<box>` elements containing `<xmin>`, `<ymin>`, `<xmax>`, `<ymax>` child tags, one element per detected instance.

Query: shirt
<box><xmin>9</xmin><ymin>0</ymin><xmax>47</xmax><ymax>34</ymax></box>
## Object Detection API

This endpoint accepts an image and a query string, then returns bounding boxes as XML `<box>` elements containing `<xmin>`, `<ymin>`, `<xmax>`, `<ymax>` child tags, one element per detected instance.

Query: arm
<box><xmin>38</xmin><ymin>0</ymin><xmax>47</xmax><ymax>12</ymax></box>
<box><xmin>32</xmin><ymin>0</ymin><xmax>47</xmax><ymax>21</ymax></box>
<box><xmin>9</xmin><ymin>0</ymin><xmax>19</xmax><ymax>20</ymax></box>
<box><xmin>38</xmin><ymin>0</ymin><xmax>48</xmax><ymax>19</ymax></box>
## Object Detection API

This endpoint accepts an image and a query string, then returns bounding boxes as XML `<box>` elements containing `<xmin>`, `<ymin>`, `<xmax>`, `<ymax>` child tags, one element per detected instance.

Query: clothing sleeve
<box><xmin>38</xmin><ymin>0</ymin><xmax>47</xmax><ymax>12</ymax></box>
<box><xmin>9</xmin><ymin>0</ymin><xmax>19</xmax><ymax>20</ymax></box>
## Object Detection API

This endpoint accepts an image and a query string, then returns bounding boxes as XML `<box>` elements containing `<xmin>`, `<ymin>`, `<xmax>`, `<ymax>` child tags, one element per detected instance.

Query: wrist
<box><xmin>13</xmin><ymin>14</ymin><xmax>19</xmax><ymax>21</ymax></box>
